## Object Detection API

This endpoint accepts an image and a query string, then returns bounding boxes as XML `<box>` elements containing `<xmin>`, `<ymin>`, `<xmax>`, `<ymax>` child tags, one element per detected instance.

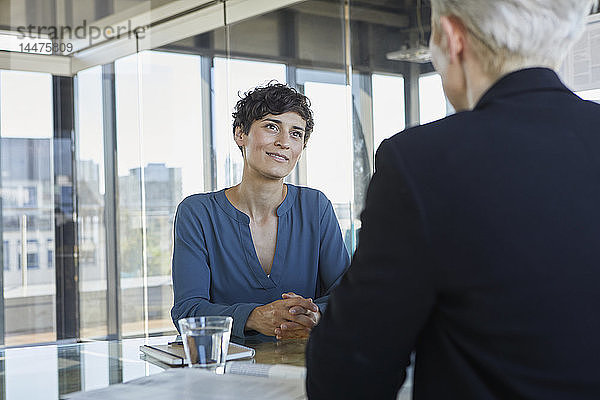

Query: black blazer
<box><xmin>306</xmin><ymin>68</ymin><xmax>600</xmax><ymax>399</ymax></box>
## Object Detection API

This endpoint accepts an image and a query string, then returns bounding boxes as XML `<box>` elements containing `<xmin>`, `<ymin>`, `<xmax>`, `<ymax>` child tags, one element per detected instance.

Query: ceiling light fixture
<box><xmin>386</xmin><ymin>0</ymin><xmax>431</xmax><ymax>63</ymax></box>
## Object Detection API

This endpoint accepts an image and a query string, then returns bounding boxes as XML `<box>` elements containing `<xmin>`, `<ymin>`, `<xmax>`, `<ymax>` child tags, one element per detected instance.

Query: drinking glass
<box><xmin>178</xmin><ymin>316</ymin><xmax>233</xmax><ymax>373</ymax></box>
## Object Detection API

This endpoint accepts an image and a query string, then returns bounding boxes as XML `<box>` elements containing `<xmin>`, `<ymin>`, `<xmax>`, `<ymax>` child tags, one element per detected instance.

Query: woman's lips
<box><xmin>267</xmin><ymin>152</ymin><xmax>289</xmax><ymax>162</ymax></box>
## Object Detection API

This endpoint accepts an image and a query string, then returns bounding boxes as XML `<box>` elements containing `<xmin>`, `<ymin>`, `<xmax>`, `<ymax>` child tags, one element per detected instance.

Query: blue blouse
<box><xmin>171</xmin><ymin>184</ymin><xmax>350</xmax><ymax>338</ymax></box>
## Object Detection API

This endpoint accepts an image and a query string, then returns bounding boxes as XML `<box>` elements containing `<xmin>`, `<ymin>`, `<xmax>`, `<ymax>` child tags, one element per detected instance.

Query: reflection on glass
<box><xmin>116</xmin><ymin>51</ymin><xmax>205</xmax><ymax>337</ymax></box>
<box><xmin>137</xmin><ymin>50</ymin><xmax>204</xmax><ymax>334</ymax></box>
<box><xmin>57</xmin><ymin>345</ymin><xmax>82</xmax><ymax>396</ymax></box>
<box><xmin>76</xmin><ymin>65</ymin><xmax>108</xmax><ymax>339</ymax></box>
<box><xmin>81</xmin><ymin>342</ymin><xmax>109</xmax><ymax>391</ymax></box>
<box><xmin>1</xmin><ymin>70</ymin><xmax>56</xmax><ymax>346</ymax></box>
<box><xmin>295</xmin><ymin>1</ymin><xmax>345</xmax><ymax>67</ymax></box>
<box><xmin>419</xmin><ymin>73</ymin><xmax>447</xmax><ymax>124</ymax></box>
<box><xmin>372</xmin><ymin>74</ymin><xmax>405</xmax><ymax>152</ymax></box>
<box><xmin>0</xmin><ymin>337</ymin><xmax>168</xmax><ymax>399</ymax></box>
<box><xmin>115</xmin><ymin>53</ymin><xmax>145</xmax><ymax>337</ymax></box>
<box><xmin>4</xmin><ymin>346</ymin><xmax>58</xmax><ymax>398</ymax></box>
<box><xmin>212</xmin><ymin>57</ymin><xmax>287</xmax><ymax>190</ymax></box>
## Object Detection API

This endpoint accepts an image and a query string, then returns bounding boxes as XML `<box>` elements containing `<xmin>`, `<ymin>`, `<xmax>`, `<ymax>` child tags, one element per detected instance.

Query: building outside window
<box><xmin>47</xmin><ymin>239</ymin><xmax>53</xmax><ymax>269</ymax></box>
<box><xmin>26</xmin><ymin>239</ymin><xmax>39</xmax><ymax>270</ymax></box>
<box><xmin>419</xmin><ymin>73</ymin><xmax>448</xmax><ymax>124</ymax></box>
<box><xmin>1</xmin><ymin>69</ymin><xmax>57</xmax><ymax>346</ymax></box>
<box><xmin>3</xmin><ymin>240</ymin><xmax>9</xmax><ymax>271</ymax></box>
<box><xmin>23</xmin><ymin>187</ymin><xmax>37</xmax><ymax>208</ymax></box>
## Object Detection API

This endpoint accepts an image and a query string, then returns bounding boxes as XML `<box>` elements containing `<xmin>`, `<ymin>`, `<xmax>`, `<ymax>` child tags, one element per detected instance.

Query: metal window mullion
<box><xmin>281</xmin><ymin>6</ymin><xmax>300</xmax><ymax>186</ymax></box>
<box><xmin>201</xmin><ymin>56</ymin><xmax>216</xmax><ymax>192</ymax></box>
<box><xmin>404</xmin><ymin>62</ymin><xmax>420</xmax><ymax>128</ymax></box>
<box><xmin>102</xmin><ymin>63</ymin><xmax>121</xmax><ymax>340</ymax></box>
<box><xmin>53</xmin><ymin>75</ymin><xmax>80</xmax><ymax>341</ymax></box>
<box><xmin>351</xmin><ymin>72</ymin><xmax>373</xmax><ymax>219</ymax></box>
<box><xmin>286</xmin><ymin>65</ymin><xmax>301</xmax><ymax>185</ymax></box>
<box><xmin>295</xmin><ymin>81</ymin><xmax>308</xmax><ymax>187</ymax></box>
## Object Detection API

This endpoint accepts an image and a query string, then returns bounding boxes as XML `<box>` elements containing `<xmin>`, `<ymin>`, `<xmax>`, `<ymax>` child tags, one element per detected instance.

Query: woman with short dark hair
<box><xmin>171</xmin><ymin>83</ymin><xmax>349</xmax><ymax>340</ymax></box>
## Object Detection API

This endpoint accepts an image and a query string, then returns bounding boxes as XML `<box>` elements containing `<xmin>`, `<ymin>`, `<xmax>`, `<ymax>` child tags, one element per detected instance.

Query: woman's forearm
<box><xmin>172</xmin><ymin>297</ymin><xmax>262</xmax><ymax>338</ymax></box>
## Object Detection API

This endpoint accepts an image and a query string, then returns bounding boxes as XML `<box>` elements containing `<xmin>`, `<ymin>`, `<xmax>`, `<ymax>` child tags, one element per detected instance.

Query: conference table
<box><xmin>0</xmin><ymin>334</ymin><xmax>308</xmax><ymax>399</ymax></box>
<box><xmin>1</xmin><ymin>335</ymin><xmax>413</xmax><ymax>399</ymax></box>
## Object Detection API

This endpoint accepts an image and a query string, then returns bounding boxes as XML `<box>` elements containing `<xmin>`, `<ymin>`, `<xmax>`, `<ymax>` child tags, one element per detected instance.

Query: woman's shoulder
<box><xmin>288</xmin><ymin>185</ymin><xmax>332</xmax><ymax>215</ymax></box>
<box><xmin>176</xmin><ymin>191</ymin><xmax>223</xmax><ymax>217</ymax></box>
<box><xmin>179</xmin><ymin>191</ymin><xmax>219</xmax><ymax>206</ymax></box>
<box><xmin>289</xmin><ymin>184</ymin><xmax>327</xmax><ymax>201</ymax></box>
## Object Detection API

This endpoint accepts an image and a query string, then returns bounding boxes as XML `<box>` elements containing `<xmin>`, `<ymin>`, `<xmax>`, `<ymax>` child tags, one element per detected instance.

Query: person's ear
<box><xmin>439</xmin><ymin>15</ymin><xmax>466</xmax><ymax>65</ymax></box>
<box><xmin>234</xmin><ymin>126</ymin><xmax>245</xmax><ymax>147</ymax></box>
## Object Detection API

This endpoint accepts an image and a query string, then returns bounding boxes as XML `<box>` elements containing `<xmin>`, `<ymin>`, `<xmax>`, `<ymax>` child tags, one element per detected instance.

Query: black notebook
<box><xmin>140</xmin><ymin>342</ymin><xmax>255</xmax><ymax>366</ymax></box>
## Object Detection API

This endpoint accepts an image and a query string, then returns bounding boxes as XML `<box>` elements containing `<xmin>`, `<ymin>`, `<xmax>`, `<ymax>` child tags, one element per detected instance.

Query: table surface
<box><xmin>0</xmin><ymin>335</ymin><xmax>308</xmax><ymax>399</ymax></box>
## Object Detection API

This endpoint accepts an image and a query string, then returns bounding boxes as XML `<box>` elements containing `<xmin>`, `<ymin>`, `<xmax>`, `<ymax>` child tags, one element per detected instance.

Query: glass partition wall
<box><xmin>1</xmin><ymin>70</ymin><xmax>57</xmax><ymax>346</ymax></box>
<box><xmin>114</xmin><ymin>51</ymin><xmax>206</xmax><ymax>337</ymax></box>
<box><xmin>76</xmin><ymin>65</ymin><xmax>108</xmax><ymax>339</ymax></box>
<box><xmin>1</xmin><ymin>0</ymin><xmax>452</xmax><ymax>346</ymax></box>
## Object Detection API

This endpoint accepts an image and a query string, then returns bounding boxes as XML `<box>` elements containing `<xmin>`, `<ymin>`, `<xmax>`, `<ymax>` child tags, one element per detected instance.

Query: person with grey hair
<box><xmin>306</xmin><ymin>1</ymin><xmax>600</xmax><ymax>399</ymax></box>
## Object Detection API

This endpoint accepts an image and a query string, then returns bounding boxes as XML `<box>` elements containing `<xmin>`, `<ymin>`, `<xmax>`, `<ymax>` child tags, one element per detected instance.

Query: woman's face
<box><xmin>235</xmin><ymin>112</ymin><xmax>306</xmax><ymax>180</ymax></box>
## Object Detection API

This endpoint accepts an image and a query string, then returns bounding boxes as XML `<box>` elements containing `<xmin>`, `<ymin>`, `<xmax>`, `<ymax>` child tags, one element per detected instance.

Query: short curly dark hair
<box><xmin>232</xmin><ymin>82</ymin><xmax>314</xmax><ymax>152</ymax></box>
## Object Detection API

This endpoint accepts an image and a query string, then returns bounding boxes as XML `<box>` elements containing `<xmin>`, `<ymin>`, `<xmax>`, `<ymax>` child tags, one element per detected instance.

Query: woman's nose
<box><xmin>275</xmin><ymin>133</ymin><xmax>290</xmax><ymax>148</ymax></box>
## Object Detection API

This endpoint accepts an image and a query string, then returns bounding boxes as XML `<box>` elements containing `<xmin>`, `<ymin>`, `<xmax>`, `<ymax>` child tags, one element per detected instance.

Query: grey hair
<box><xmin>430</xmin><ymin>0</ymin><xmax>598</xmax><ymax>75</ymax></box>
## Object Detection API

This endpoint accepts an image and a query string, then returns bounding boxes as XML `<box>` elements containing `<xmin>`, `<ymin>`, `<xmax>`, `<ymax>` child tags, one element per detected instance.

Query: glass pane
<box><xmin>81</xmin><ymin>342</ymin><xmax>109</xmax><ymax>391</ymax></box>
<box><xmin>1</xmin><ymin>70</ymin><xmax>56</xmax><ymax>346</ymax></box>
<box><xmin>304</xmin><ymin>81</ymin><xmax>352</xmax><ymax>203</ymax></box>
<box><xmin>137</xmin><ymin>50</ymin><xmax>204</xmax><ymax>335</ymax></box>
<box><xmin>76</xmin><ymin>65</ymin><xmax>108</xmax><ymax>339</ymax></box>
<box><xmin>4</xmin><ymin>346</ymin><xmax>58</xmax><ymax>398</ymax></box>
<box><xmin>303</xmin><ymin>80</ymin><xmax>354</xmax><ymax>252</ymax></box>
<box><xmin>419</xmin><ymin>73</ymin><xmax>447</xmax><ymax>124</ymax></box>
<box><xmin>212</xmin><ymin>57</ymin><xmax>286</xmax><ymax>190</ymax></box>
<box><xmin>157</xmin><ymin>0</ymin><xmax>352</xmax><ymax>233</ymax></box>
<box><xmin>115</xmin><ymin>53</ymin><xmax>145</xmax><ymax>337</ymax></box>
<box><xmin>116</xmin><ymin>50</ymin><xmax>206</xmax><ymax>337</ymax></box>
<box><xmin>372</xmin><ymin>74</ymin><xmax>405</xmax><ymax>152</ymax></box>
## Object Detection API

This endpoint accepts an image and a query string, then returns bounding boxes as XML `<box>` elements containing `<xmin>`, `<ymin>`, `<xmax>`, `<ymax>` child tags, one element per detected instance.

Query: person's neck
<box><xmin>465</xmin><ymin>62</ymin><xmax>502</xmax><ymax>110</ymax></box>
<box><xmin>227</xmin><ymin>173</ymin><xmax>286</xmax><ymax>222</ymax></box>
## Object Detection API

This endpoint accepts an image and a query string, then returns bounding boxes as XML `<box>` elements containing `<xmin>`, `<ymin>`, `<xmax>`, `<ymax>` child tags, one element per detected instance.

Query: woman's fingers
<box><xmin>281</xmin><ymin>297</ymin><xmax>318</xmax><ymax>312</ymax></box>
<box><xmin>284</xmin><ymin>313</ymin><xmax>317</xmax><ymax>329</ymax></box>
<box><xmin>280</xmin><ymin>321</ymin><xmax>307</xmax><ymax>330</ymax></box>
<box><xmin>275</xmin><ymin>322</ymin><xmax>302</xmax><ymax>339</ymax></box>
<box><xmin>268</xmin><ymin>300</ymin><xmax>311</xmax><ymax>327</ymax></box>
<box><xmin>276</xmin><ymin>322</ymin><xmax>311</xmax><ymax>340</ymax></box>
<box><xmin>288</xmin><ymin>305</ymin><xmax>309</xmax><ymax>315</ymax></box>
<box><xmin>249</xmin><ymin>297</ymin><xmax>320</xmax><ymax>338</ymax></box>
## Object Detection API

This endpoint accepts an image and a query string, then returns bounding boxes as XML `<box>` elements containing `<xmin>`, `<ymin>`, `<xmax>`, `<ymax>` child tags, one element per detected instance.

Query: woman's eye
<box><xmin>266</xmin><ymin>123</ymin><xmax>278</xmax><ymax>131</ymax></box>
<box><xmin>291</xmin><ymin>131</ymin><xmax>303</xmax><ymax>138</ymax></box>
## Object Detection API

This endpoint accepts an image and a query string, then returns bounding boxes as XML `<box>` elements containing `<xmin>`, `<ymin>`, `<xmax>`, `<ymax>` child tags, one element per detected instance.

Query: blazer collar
<box><xmin>475</xmin><ymin>68</ymin><xmax>572</xmax><ymax>110</ymax></box>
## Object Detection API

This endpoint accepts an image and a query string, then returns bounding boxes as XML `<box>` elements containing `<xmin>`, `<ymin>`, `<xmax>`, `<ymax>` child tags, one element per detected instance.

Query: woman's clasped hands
<box><xmin>246</xmin><ymin>292</ymin><xmax>321</xmax><ymax>340</ymax></box>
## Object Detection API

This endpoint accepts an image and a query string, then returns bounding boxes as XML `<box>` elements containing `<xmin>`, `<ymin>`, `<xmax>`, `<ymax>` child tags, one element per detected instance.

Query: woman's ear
<box><xmin>439</xmin><ymin>15</ymin><xmax>466</xmax><ymax>65</ymax></box>
<box><xmin>234</xmin><ymin>126</ymin><xmax>245</xmax><ymax>147</ymax></box>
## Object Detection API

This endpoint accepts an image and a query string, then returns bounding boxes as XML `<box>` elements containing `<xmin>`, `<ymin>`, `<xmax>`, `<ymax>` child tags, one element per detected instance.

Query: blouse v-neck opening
<box><xmin>215</xmin><ymin>185</ymin><xmax>298</xmax><ymax>288</ymax></box>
